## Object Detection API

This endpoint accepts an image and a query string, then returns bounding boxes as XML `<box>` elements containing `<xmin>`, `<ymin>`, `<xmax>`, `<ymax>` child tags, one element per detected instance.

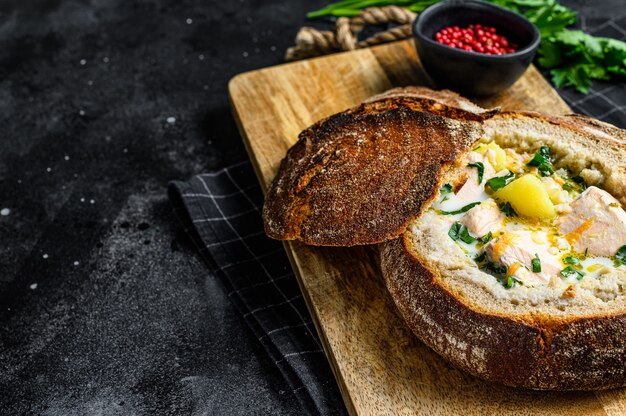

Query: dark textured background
<box><xmin>0</xmin><ymin>0</ymin><xmax>623</xmax><ymax>415</ymax></box>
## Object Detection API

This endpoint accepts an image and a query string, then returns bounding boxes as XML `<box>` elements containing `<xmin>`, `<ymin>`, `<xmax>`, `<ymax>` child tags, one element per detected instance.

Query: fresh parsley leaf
<box><xmin>615</xmin><ymin>245</ymin><xmax>626</xmax><ymax>266</ymax></box>
<box><xmin>532</xmin><ymin>254</ymin><xmax>542</xmax><ymax>273</ymax></box>
<box><xmin>560</xmin><ymin>265</ymin><xmax>585</xmax><ymax>280</ymax></box>
<box><xmin>479</xmin><ymin>232</ymin><xmax>493</xmax><ymax>245</ymax></box>
<box><xmin>551</xmin><ymin>65</ymin><xmax>594</xmax><ymax>94</ymax></box>
<box><xmin>526</xmin><ymin>146</ymin><xmax>554</xmax><ymax>176</ymax></box>
<box><xmin>500</xmin><ymin>202</ymin><xmax>517</xmax><ymax>217</ymax></box>
<box><xmin>448</xmin><ymin>222</ymin><xmax>475</xmax><ymax>244</ymax></box>
<box><xmin>522</xmin><ymin>1</ymin><xmax>577</xmax><ymax>37</ymax></box>
<box><xmin>441</xmin><ymin>202</ymin><xmax>481</xmax><ymax>215</ymax></box>
<box><xmin>563</xmin><ymin>255</ymin><xmax>580</xmax><ymax>265</ymax></box>
<box><xmin>538</xmin><ymin>30</ymin><xmax>626</xmax><ymax>94</ymax></box>
<box><xmin>468</xmin><ymin>162</ymin><xmax>484</xmax><ymax>184</ymax></box>
<box><xmin>486</xmin><ymin>171</ymin><xmax>515</xmax><ymax>191</ymax></box>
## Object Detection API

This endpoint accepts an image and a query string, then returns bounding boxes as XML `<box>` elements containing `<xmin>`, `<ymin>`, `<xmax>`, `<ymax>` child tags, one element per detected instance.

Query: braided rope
<box><xmin>285</xmin><ymin>6</ymin><xmax>417</xmax><ymax>62</ymax></box>
<box><xmin>357</xmin><ymin>25</ymin><xmax>414</xmax><ymax>48</ymax></box>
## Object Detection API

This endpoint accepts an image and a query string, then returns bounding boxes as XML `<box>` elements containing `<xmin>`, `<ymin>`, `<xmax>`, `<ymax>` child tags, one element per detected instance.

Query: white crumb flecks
<box><xmin>413</xmin><ymin>303</ymin><xmax>488</xmax><ymax>375</ymax></box>
<box><xmin>73</xmin><ymin>261</ymin><xmax>80</xmax><ymax>266</ymax></box>
<box><xmin>43</xmin><ymin>254</ymin><xmax>49</xmax><ymax>259</ymax></box>
<box><xmin>30</xmin><ymin>283</ymin><xmax>38</xmax><ymax>290</ymax></box>
<box><xmin>1</xmin><ymin>208</ymin><xmax>10</xmax><ymax>216</ymax></box>
<box><xmin>186</xmin><ymin>18</ymin><xmax>192</xmax><ymax>24</ymax></box>
<box><xmin>166</xmin><ymin>117</ymin><xmax>176</xmax><ymax>124</ymax></box>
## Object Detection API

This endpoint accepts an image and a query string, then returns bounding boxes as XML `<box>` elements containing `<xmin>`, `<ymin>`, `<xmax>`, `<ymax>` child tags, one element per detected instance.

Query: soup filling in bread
<box><xmin>429</xmin><ymin>141</ymin><xmax>626</xmax><ymax>295</ymax></box>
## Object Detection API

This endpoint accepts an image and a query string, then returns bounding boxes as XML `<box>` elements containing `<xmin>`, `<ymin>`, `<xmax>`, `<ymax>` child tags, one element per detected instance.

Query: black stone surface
<box><xmin>0</xmin><ymin>0</ymin><xmax>623</xmax><ymax>415</ymax></box>
<box><xmin>0</xmin><ymin>0</ymin><xmax>331</xmax><ymax>414</ymax></box>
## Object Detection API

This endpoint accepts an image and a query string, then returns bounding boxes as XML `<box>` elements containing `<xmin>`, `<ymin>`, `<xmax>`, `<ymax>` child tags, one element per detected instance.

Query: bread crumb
<box><xmin>562</xmin><ymin>285</ymin><xmax>576</xmax><ymax>298</ymax></box>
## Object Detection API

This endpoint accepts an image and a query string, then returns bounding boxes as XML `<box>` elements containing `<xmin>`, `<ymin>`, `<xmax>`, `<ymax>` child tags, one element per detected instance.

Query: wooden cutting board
<box><xmin>228</xmin><ymin>39</ymin><xmax>626</xmax><ymax>415</ymax></box>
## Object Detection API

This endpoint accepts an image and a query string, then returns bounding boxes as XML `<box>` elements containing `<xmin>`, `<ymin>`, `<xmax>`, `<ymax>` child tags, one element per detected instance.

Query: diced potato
<box><xmin>494</xmin><ymin>174</ymin><xmax>556</xmax><ymax>219</ymax></box>
<box><xmin>475</xmin><ymin>142</ymin><xmax>507</xmax><ymax>171</ymax></box>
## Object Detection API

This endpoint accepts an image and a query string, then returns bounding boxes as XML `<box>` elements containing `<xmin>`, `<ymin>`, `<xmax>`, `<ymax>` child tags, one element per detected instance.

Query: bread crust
<box><xmin>262</xmin><ymin>88</ymin><xmax>497</xmax><ymax>246</ymax></box>
<box><xmin>382</xmin><ymin>235</ymin><xmax>626</xmax><ymax>390</ymax></box>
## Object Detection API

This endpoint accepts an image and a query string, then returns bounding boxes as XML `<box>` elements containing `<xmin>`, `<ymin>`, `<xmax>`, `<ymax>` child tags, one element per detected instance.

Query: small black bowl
<box><xmin>412</xmin><ymin>0</ymin><xmax>540</xmax><ymax>97</ymax></box>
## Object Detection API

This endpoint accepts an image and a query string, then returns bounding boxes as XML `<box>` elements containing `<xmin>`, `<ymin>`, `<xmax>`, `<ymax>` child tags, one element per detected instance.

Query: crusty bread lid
<box><xmin>262</xmin><ymin>87</ymin><xmax>498</xmax><ymax>246</ymax></box>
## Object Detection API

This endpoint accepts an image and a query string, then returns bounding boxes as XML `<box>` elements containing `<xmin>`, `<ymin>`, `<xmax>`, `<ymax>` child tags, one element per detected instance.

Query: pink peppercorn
<box><xmin>434</xmin><ymin>24</ymin><xmax>517</xmax><ymax>54</ymax></box>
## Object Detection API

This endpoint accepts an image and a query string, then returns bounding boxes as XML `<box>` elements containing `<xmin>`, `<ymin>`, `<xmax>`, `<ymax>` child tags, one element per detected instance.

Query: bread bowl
<box><xmin>263</xmin><ymin>87</ymin><xmax>626</xmax><ymax>390</ymax></box>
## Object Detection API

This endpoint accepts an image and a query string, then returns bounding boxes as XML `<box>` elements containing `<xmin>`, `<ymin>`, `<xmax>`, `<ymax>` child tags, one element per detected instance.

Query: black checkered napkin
<box><xmin>168</xmin><ymin>162</ymin><xmax>346</xmax><ymax>416</ymax></box>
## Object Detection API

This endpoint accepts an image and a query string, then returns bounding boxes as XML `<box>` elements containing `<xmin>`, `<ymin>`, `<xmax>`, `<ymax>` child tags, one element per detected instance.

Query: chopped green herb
<box><xmin>571</xmin><ymin>175</ymin><xmax>587</xmax><ymax>190</ymax></box>
<box><xmin>562</xmin><ymin>182</ymin><xmax>576</xmax><ymax>191</ymax></box>
<box><xmin>441</xmin><ymin>202</ymin><xmax>481</xmax><ymax>215</ymax></box>
<box><xmin>468</xmin><ymin>162</ymin><xmax>484</xmax><ymax>184</ymax></box>
<box><xmin>560</xmin><ymin>265</ymin><xmax>585</xmax><ymax>280</ymax></box>
<box><xmin>563</xmin><ymin>255</ymin><xmax>580</xmax><ymax>265</ymax></box>
<box><xmin>485</xmin><ymin>262</ymin><xmax>507</xmax><ymax>276</ymax></box>
<box><xmin>448</xmin><ymin>222</ymin><xmax>476</xmax><ymax>244</ymax></box>
<box><xmin>439</xmin><ymin>183</ymin><xmax>452</xmax><ymax>202</ymax></box>
<box><xmin>500</xmin><ymin>202</ymin><xmax>517</xmax><ymax>217</ymax></box>
<box><xmin>486</xmin><ymin>171</ymin><xmax>515</xmax><ymax>191</ymax></box>
<box><xmin>526</xmin><ymin>146</ymin><xmax>554</xmax><ymax>176</ymax></box>
<box><xmin>475</xmin><ymin>252</ymin><xmax>487</xmax><ymax>263</ymax></box>
<box><xmin>502</xmin><ymin>275</ymin><xmax>522</xmax><ymax>289</ymax></box>
<box><xmin>448</xmin><ymin>222</ymin><xmax>462</xmax><ymax>240</ymax></box>
<box><xmin>532</xmin><ymin>254</ymin><xmax>542</xmax><ymax>273</ymax></box>
<box><xmin>615</xmin><ymin>245</ymin><xmax>626</xmax><ymax>266</ymax></box>
<box><xmin>479</xmin><ymin>232</ymin><xmax>493</xmax><ymax>245</ymax></box>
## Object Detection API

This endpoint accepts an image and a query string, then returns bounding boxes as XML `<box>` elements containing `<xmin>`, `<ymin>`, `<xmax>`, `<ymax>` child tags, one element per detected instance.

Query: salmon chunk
<box><xmin>484</xmin><ymin>231</ymin><xmax>562</xmax><ymax>286</ymax></box>
<box><xmin>461</xmin><ymin>199</ymin><xmax>504</xmax><ymax>237</ymax></box>
<box><xmin>557</xmin><ymin>186</ymin><xmax>626</xmax><ymax>257</ymax></box>
<box><xmin>434</xmin><ymin>152</ymin><xmax>496</xmax><ymax>212</ymax></box>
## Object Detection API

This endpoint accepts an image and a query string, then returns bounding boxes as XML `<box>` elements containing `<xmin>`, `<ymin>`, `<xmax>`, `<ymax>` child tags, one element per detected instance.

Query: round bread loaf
<box><xmin>263</xmin><ymin>86</ymin><xmax>626</xmax><ymax>389</ymax></box>
<box><xmin>382</xmin><ymin>110</ymin><xmax>626</xmax><ymax>390</ymax></box>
